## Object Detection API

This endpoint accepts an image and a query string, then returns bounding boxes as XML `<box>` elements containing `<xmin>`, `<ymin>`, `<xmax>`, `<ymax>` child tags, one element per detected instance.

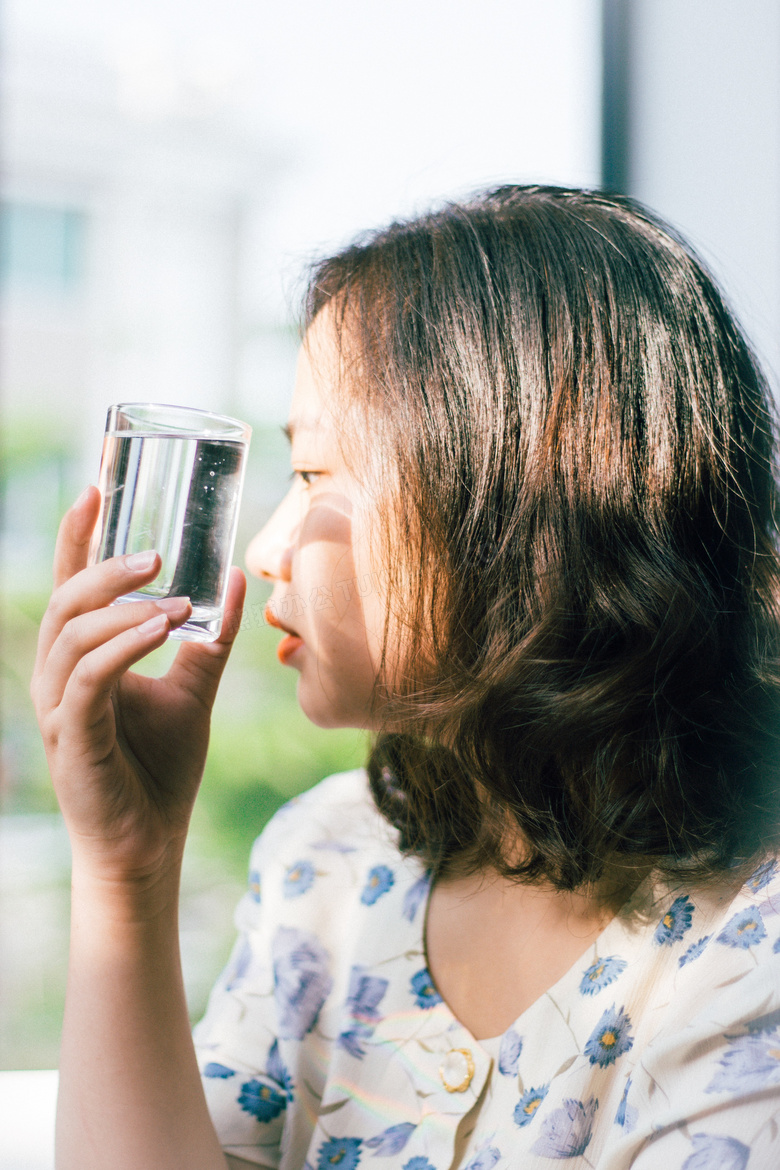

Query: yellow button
<box><xmin>439</xmin><ymin>1047</ymin><xmax>475</xmax><ymax>1093</ymax></box>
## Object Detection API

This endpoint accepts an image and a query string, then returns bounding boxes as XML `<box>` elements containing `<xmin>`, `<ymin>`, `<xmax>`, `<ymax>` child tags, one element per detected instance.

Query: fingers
<box><xmin>36</xmin><ymin>548</ymin><xmax>164</xmax><ymax>677</ymax></box>
<box><xmin>218</xmin><ymin>567</ymin><xmax>247</xmax><ymax>648</ymax></box>
<box><xmin>34</xmin><ymin>597</ymin><xmax>192</xmax><ymax>714</ymax></box>
<box><xmin>53</xmin><ymin>609</ymin><xmax>183</xmax><ymax>735</ymax></box>
<box><xmin>53</xmin><ymin>486</ymin><xmax>102</xmax><ymax>589</ymax></box>
<box><xmin>166</xmin><ymin>567</ymin><xmax>247</xmax><ymax>710</ymax></box>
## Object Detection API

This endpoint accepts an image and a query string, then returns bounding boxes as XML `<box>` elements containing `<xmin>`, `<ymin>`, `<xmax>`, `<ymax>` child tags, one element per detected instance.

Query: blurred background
<box><xmin>1</xmin><ymin>0</ymin><xmax>778</xmax><ymax>1074</ymax></box>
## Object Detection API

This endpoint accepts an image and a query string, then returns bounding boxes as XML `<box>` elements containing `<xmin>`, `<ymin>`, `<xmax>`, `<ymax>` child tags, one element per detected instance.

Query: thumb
<box><xmin>165</xmin><ymin>567</ymin><xmax>247</xmax><ymax>710</ymax></box>
<box><xmin>53</xmin><ymin>485</ymin><xmax>101</xmax><ymax>588</ymax></box>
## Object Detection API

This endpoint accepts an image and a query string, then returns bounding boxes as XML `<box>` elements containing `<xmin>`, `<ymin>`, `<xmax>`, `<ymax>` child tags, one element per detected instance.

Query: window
<box><xmin>0</xmin><ymin>202</ymin><xmax>87</xmax><ymax>296</ymax></box>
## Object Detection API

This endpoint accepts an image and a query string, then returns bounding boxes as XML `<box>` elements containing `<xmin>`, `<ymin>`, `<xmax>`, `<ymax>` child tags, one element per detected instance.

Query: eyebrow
<box><xmin>281</xmin><ymin>422</ymin><xmax>307</xmax><ymax>444</ymax></box>
<box><xmin>281</xmin><ymin>419</ymin><xmax>322</xmax><ymax>443</ymax></box>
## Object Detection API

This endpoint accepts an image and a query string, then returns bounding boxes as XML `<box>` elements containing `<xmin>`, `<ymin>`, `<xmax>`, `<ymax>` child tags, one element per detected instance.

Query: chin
<box><xmin>297</xmin><ymin>683</ymin><xmax>355</xmax><ymax>730</ymax></box>
<box><xmin>296</xmin><ymin>681</ymin><xmax>374</xmax><ymax>732</ymax></box>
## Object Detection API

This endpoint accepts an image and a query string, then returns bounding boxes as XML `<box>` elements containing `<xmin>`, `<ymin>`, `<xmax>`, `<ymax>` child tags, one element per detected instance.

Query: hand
<box><xmin>31</xmin><ymin>486</ymin><xmax>247</xmax><ymax>884</ymax></box>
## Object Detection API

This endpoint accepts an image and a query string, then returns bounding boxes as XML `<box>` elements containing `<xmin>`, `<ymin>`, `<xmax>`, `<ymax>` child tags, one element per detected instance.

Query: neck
<box><xmin>424</xmin><ymin>861</ymin><xmax>651</xmax><ymax>1040</ymax></box>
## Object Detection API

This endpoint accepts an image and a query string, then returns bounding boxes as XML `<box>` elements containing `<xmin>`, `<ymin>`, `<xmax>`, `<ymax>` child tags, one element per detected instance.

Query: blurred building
<box><xmin>0</xmin><ymin>35</ymin><xmax>294</xmax><ymax>434</ymax></box>
<box><xmin>0</xmin><ymin>35</ymin><xmax>296</xmax><ymax>585</ymax></box>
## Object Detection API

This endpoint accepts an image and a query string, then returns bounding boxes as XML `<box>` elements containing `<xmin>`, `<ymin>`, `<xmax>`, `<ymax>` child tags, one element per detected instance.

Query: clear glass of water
<box><xmin>88</xmin><ymin>402</ymin><xmax>252</xmax><ymax>642</ymax></box>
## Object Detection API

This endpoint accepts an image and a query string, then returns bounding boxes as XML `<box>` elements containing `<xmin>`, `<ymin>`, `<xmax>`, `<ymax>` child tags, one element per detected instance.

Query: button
<box><xmin>439</xmin><ymin>1047</ymin><xmax>475</xmax><ymax>1093</ymax></box>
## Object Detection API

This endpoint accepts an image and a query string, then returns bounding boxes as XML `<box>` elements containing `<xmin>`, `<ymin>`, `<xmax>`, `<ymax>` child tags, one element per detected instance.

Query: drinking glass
<box><xmin>88</xmin><ymin>402</ymin><xmax>252</xmax><ymax>642</ymax></box>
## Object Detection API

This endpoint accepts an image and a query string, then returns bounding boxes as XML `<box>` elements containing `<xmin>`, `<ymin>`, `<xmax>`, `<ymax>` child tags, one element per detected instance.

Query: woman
<box><xmin>34</xmin><ymin>186</ymin><xmax>780</xmax><ymax>1169</ymax></box>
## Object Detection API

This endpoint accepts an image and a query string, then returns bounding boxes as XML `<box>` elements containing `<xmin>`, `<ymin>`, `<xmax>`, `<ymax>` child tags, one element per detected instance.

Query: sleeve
<box><xmin>192</xmin><ymin>770</ymin><xmax>371</xmax><ymax>1168</ymax></box>
<box><xmin>192</xmin><ymin>816</ymin><xmax>291</xmax><ymax>1168</ymax></box>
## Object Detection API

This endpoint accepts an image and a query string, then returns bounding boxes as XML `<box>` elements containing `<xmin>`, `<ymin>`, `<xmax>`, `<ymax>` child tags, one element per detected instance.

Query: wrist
<box><xmin>67</xmin><ymin>822</ymin><xmax>188</xmax><ymax>882</ymax></box>
<box><xmin>70</xmin><ymin>851</ymin><xmax>184</xmax><ymax>924</ymax></box>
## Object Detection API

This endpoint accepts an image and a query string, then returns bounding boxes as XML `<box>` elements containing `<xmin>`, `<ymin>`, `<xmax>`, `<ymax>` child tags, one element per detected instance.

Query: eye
<box><xmin>289</xmin><ymin>469</ymin><xmax>321</xmax><ymax>487</ymax></box>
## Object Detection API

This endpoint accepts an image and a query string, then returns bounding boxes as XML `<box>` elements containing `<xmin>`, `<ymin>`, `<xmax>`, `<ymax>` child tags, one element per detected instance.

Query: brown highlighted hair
<box><xmin>305</xmin><ymin>185</ymin><xmax>780</xmax><ymax>890</ymax></box>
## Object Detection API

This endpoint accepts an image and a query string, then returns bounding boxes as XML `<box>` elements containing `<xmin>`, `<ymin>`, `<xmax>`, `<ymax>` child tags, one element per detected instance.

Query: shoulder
<box><xmin>519</xmin><ymin>863</ymin><xmax>780</xmax><ymax>1167</ymax></box>
<box><xmin>234</xmin><ymin>767</ymin><xmax>413</xmax><ymax>933</ymax></box>
<box><xmin>661</xmin><ymin>857</ymin><xmax>780</xmax><ymax>985</ymax></box>
<box><xmin>249</xmin><ymin>766</ymin><xmax>395</xmax><ymax>870</ymax></box>
<box><xmin>680</xmin><ymin>857</ymin><xmax>780</xmax><ymax>1025</ymax></box>
<box><xmin>622</xmin><ymin>860</ymin><xmax>780</xmax><ymax>1119</ymax></box>
<box><xmin>625</xmin><ymin>859</ymin><xmax>780</xmax><ymax>1033</ymax></box>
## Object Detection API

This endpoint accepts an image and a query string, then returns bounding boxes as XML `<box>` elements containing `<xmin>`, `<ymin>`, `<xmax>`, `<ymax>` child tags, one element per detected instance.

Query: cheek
<box><xmin>294</xmin><ymin>539</ymin><xmax>351</xmax><ymax>644</ymax></box>
<box><xmin>300</xmin><ymin>539</ymin><xmax>384</xmax><ymax>668</ymax></box>
<box><xmin>295</xmin><ymin>547</ymin><xmax>383</xmax><ymax>729</ymax></box>
<box><xmin>295</xmin><ymin>495</ymin><xmax>357</xmax><ymax>618</ymax></box>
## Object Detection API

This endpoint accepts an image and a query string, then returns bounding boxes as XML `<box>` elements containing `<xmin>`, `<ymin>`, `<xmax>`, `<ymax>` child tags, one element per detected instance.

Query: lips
<box><xmin>264</xmin><ymin>603</ymin><xmax>305</xmax><ymax>665</ymax></box>
<box><xmin>263</xmin><ymin>604</ymin><xmax>300</xmax><ymax>639</ymax></box>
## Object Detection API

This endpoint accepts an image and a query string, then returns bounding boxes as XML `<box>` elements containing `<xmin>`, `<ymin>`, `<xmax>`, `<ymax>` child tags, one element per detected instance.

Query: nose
<box><xmin>245</xmin><ymin>491</ymin><xmax>298</xmax><ymax>582</ymax></box>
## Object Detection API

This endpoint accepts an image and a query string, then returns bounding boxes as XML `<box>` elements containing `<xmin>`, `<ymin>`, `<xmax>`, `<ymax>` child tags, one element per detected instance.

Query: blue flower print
<box><xmin>361</xmin><ymin>865</ymin><xmax>395</xmax><ymax>905</ymax></box>
<box><xmin>514</xmin><ymin>1085</ymin><xmax>548</xmax><ymax>1127</ymax></box>
<box><xmin>464</xmin><ymin>1147</ymin><xmax>500</xmax><ymax>1170</ymax></box>
<box><xmin>403</xmin><ymin>1160</ymin><xmax>436</xmax><ymax>1170</ymax></box>
<box><xmin>267</xmin><ymin>1040</ymin><xmax>294</xmax><ymax>1099</ymax></box>
<box><xmin>679</xmin><ymin>936</ymin><xmax>712</xmax><ymax>968</ymax></box>
<box><xmin>338</xmin><ymin>1023</ymin><xmax>374</xmax><ymax>1060</ymax></box>
<box><xmin>365</xmin><ymin>1123</ymin><xmax>415</xmax><ymax>1155</ymax></box>
<box><xmin>774</xmin><ymin>936</ymin><xmax>780</xmax><ymax>953</ymax></box>
<box><xmin>283</xmin><ymin>860</ymin><xmax>316</xmax><ymax>898</ymax></box>
<box><xmin>531</xmin><ymin>1096</ymin><xmax>598</xmax><ymax>1159</ymax></box>
<box><xmin>579</xmin><ymin>955</ymin><xmax>627</xmax><ymax>996</ymax></box>
<box><xmin>345</xmin><ymin>967</ymin><xmax>389</xmax><ymax>1021</ymax></box>
<box><xmin>744</xmin><ymin>858</ymin><xmax>778</xmax><ymax>895</ymax></box>
<box><xmin>403</xmin><ymin>872</ymin><xmax>432</xmax><ymax>922</ymax></box>
<box><xmin>338</xmin><ymin>966</ymin><xmax>389</xmax><ymax>1058</ymax></box>
<box><xmin>584</xmin><ymin>1005</ymin><xmax>634</xmax><ymax>1068</ymax></box>
<box><xmin>238</xmin><ymin>1078</ymin><xmax>288</xmax><ymax>1122</ymax></box>
<box><xmin>498</xmin><ymin>1028</ymin><xmax>523</xmax><ymax>1075</ymax></box>
<box><xmin>717</xmin><ymin>906</ymin><xmax>767</xmax><ymax>949</ymax></box>
<box><xmin>681</xmin><ymin>1133</ymin><xmax>749</xmax><ymax>1170</ymax></box>
<box><xmin>706</xmin><ymin>1024</ymin><xmax>780</xmax><ymax>1093</ymax></box>
<box><xmin>203</xmin><ymin>1062</ymin><xmax>235</xmax><ymax>1078</ymax></box>
<box><xmin>746</xmin><ymin>1007</ymin><xmax>780</xmax><ymax>1033</ymax></box>
<box><xmin>316</xmin><ymin>1137</ymin><xmax>362</xmax><ymax>1170</ymax></box>
<box><xmin>614</xmin><ymin>1078</ymin><xmax>637</xmax><ymax>1133</ymax></box>
<box><xmin>248</xmin><ymin>869</ymin><xmax>262</xmax><ymax>903</ymax></box>
<box><xmin>653</xmin><ymin>895</ymin><xmax>694</xmax><ymax>945</ymax></box>
<box><xmin>410</xmin><ymin>968</ymin><xmax>443</xmax><ymax>1009</ymax></box>
<box><xmin>272</xmin><ymin>926</ymin><xmax>334</xmax><ymax>1040</ymax></box>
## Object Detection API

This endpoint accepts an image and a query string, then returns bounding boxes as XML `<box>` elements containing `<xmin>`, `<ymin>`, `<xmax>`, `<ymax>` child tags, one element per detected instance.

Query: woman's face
<box><xmin>245</xmin><ymin>315</ymin><xmax>389</xmax><ymax>730</ymax></box>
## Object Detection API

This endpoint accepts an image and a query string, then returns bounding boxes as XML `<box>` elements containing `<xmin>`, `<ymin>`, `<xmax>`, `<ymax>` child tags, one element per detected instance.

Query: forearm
<box><xmin>57</xmin><ymin>863</ymin><xmax>229</xmax><ymax>1170</ymax></box>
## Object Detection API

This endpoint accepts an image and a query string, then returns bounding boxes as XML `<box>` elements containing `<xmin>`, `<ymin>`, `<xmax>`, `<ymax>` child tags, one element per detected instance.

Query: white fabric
<box><xmin>0</xmin><ymin>1070</ymin><xmax>57</xmax><ymax>1170</ymax></box>
<box><xmin>194</xmin><ymin>768</ymin><xmax>780</xmax><ymax>1170</ymax></box>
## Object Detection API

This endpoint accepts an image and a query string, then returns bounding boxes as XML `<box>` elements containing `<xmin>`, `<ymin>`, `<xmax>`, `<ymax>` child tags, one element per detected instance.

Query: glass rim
<box><xmin>107</xmin><ymin>402</ymin><xmax>251</xmax><ymax>440</ymax></box>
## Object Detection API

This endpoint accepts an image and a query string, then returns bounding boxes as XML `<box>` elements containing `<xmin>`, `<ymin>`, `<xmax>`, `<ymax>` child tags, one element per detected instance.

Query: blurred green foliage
<box><xmin>0</xmin><ymin>416</ymin><xmax>371</xmax><ymax>1067</ymax></box>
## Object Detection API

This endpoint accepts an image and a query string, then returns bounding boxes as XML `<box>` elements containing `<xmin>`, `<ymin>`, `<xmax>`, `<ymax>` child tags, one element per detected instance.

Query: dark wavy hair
<box><xmin>304</xmin><ymin>184</ymin><xmax>780</xmax><ymax>891</ymax></box>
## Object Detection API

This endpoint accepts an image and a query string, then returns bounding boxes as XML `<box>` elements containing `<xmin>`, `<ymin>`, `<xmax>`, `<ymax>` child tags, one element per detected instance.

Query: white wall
<box><xmin>624</xmin><ymin>0</ymin><xmax>780</xmax><ymax>392</ymax></box>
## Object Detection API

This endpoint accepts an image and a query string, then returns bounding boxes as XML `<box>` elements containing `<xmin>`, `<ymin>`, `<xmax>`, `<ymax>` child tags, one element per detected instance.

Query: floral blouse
<box><xmin>194</xmin><ymin>768</ymin><xmax>780</xmax><ymax>1170</ymax></box>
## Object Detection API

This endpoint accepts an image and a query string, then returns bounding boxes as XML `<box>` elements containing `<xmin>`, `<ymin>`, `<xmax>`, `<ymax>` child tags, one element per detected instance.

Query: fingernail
<box><xmin>155</xmin><ymin>596</ymin><xmax>191</xmax><ymax>616</ymax></box>
<box><xmin>73</xmin><ymin>486</ymin><xmax>93</xmax><ymax>509</ymax></box>
<box><xmin>138</xmin><ymin>614</ymin><xmax>168</xmax><ymax>636</ymax></box>
<box><xmin>125</xmin><ymin>550</ymin><xmax>158</xmax><ymax>572</ymax></box>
